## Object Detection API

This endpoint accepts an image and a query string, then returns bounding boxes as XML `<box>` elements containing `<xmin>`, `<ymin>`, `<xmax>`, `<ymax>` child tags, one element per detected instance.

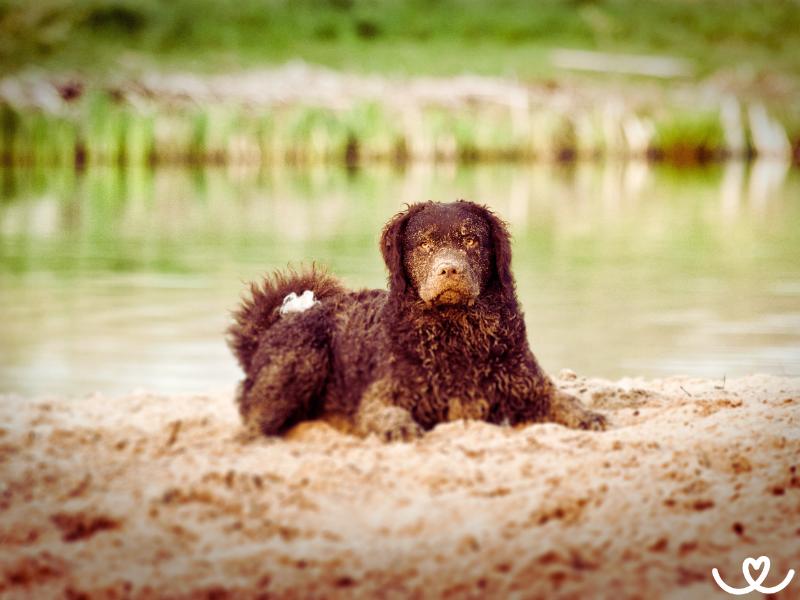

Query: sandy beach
<box><xmin>1</xmin><ymin>372</ymin><xmax>798</xmax><ymax>599</ymax></box>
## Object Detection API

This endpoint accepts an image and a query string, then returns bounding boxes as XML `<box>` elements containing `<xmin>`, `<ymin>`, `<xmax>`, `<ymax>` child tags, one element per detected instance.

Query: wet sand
<box><xmin>1</xmin><ymin>372</ymin><xmax>798</xmax><ymax>599</ymax></box>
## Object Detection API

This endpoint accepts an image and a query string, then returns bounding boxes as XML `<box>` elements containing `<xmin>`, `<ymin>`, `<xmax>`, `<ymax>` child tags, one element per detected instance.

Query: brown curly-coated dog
<box><xmin>228</xmin><ymin>200</ymin><xmax>606</xmax><ymax>440</ymax></box>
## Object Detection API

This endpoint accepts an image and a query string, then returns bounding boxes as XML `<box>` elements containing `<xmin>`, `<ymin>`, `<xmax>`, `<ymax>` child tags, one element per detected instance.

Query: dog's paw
<box><xmin>381</xmin><ymin>419</ymin><xmax>425</xmax><ymax>442</ymax></box>
<box><xmin>363</xmin><ymin>405</ymin><xmax>424</xmax><ymax>442</ymax></box>
<box><xmin>577</xmin><ymin>410</ymin><xmax>608</xmax><ymax>431</ymax></box>
<box><xmin>549</xmin><ymin>391</ymin><xmax>608</xmax><ymax>432</ymax></box>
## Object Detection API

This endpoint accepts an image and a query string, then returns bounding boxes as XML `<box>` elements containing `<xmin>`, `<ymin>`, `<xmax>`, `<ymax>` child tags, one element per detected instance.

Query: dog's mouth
<box><xmin>421</xmin><ymin>279</ymin><xmax>479</xmax><ymax>306</ymax></box>
<box><xmin>433</xmin><ymin>288</ymin><xmax>468</xmax><ymax>305</ymax></box>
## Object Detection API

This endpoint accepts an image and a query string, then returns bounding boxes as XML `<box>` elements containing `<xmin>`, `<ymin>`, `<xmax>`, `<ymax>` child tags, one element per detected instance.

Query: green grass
<box><xmin>651</xmin><ymin>109</ymin><xmax>727</xmax><ymax>163</ymax></box>
<box><xmin>1</xmin><ymin>0</ymin><xmax>799</xmax><ymax>78</ymax></box>
<box><xmin>2</xmin><ymin>96</ymin><xmax>797</xmax><ymax>166</ymax></box>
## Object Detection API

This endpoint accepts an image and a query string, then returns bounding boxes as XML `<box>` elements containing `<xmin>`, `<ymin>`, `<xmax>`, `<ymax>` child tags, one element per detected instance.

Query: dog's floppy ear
<box><xmin>488</xmin><ymin>208</ymin><xmax>515</xmax><ymax>297</ymax></box>
<box><xmin>380</xmin><ymin>202</ymin><xmax>430</xmax><ymax>295</ymax></box>
<box><xmin>461</xmin><ymin>200</ymin><xmax>515</xmax><ymax>298</ymax></box>
<box><xmin>380</xmin><ymin>206</ymin><xmax>412</xmax><ymax>294</ymax></box>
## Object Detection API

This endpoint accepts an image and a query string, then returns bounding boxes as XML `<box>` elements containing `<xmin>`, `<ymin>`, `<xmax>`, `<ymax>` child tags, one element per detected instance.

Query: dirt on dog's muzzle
<box><xmin>419</xmin><ymin>252</ymin><xmax>480</xmax><ymax>304</ymax></box>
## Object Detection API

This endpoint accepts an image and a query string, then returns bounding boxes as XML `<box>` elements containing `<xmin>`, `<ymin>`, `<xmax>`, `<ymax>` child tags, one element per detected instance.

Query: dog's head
<box><xmin>380</xmin><ymin>200</ymin><xmax>514</xmax><ymax>306</ymax></box>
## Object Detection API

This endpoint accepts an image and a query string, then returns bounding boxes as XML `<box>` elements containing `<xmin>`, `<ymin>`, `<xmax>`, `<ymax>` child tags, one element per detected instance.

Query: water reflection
<box><xmin>1</xmin><ymin>161</ymin><xmax>798</xmax><ymax>395</ymax></box>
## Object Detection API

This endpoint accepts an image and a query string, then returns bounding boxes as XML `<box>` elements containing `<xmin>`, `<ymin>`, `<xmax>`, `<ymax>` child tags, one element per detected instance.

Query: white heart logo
<box><xmin>743</xmin><ymin>556</ymin><xmax>770</xmax><ymax>587</ymax></box>
<box><xmin>712</xmin><ymin>555</ymin><xmax>795</xmax><ymax>595</ymax></box>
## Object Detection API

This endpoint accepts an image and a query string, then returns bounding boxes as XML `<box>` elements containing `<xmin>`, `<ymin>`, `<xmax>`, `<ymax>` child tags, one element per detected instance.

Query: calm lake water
<box><xmin>1</xmin><ymin>161</ymin><xmax>799</xmax><ymax>396</ymax></box>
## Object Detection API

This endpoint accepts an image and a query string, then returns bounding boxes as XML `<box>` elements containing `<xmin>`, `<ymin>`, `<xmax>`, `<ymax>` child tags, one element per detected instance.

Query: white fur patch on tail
<box><xmin>279</xmin><ymin>290</ymin><xmax>320</xmax><ymax>315</ymax></box>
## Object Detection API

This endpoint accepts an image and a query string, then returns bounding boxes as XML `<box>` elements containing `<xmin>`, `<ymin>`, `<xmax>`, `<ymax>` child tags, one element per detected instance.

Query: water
<box><xmin>1</xmin><ymin>161</ymin><xmax>799</xmax><ymax>396</ymax></box>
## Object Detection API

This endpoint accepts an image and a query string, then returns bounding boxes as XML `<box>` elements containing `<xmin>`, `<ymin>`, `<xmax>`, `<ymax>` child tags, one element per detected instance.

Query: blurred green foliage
<box><xmin>651</xmin><ymin>110</ymin><xmax>727</xmax><ymax>163</ymax></box>
<box><xmin>1</xmin><ymin>98</ymin><xmax>773</xmax><ymax>167</ymax></box>
<box><xmin>1</xmin><ymin>0</ymin><xmax>799</xmax><ymax>77</ymax></box>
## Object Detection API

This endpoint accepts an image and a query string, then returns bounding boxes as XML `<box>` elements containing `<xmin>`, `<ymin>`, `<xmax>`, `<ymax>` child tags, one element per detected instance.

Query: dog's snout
<box><xmin>438</xmin><ymin>262</ymin><xmax>463</xmax><ymax>277</ymax></box>
<box><xmin>420</xmin><ymin>250</ymin><xmax>478</xmax><ymax>304</ymax></box>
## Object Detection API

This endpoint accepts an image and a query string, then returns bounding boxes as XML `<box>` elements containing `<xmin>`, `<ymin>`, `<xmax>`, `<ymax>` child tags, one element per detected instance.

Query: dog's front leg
<box><xmin>355</xmin><ymin>379</ymin><xmax>424</xmax><ymax>442</ymax></box>
<box><xmin>502</xmin><ymin>353</ymin><xmax>607</xmax><ymax>431</ymax></box>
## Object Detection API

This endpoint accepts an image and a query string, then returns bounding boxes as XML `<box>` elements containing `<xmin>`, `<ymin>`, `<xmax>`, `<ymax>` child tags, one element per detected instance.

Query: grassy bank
<box><xmin>1</xmin><ymin>84</ymin><xmax>798</xmax><ymax>166</ymax></box>
<box><xmin>2</xmin><ymin>0</ymin><xmax>800</xmax><ymax>78</ymax></box>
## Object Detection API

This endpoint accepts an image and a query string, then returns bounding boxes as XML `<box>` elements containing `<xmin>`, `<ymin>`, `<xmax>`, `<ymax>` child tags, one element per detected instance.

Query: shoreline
<box><xmin>2</xmin><ymin>64</ymin><xmax>798</xmax><ymax>167</ymax></box>
<box><xmin>1</xmin><ymin>372</ymin><xmax>799</xmax><ymax>598</ymax></box>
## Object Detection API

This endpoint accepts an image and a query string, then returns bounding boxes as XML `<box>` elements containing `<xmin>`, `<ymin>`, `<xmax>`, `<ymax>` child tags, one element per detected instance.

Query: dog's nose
<box><xmin>437</xmin><ymin>261</ymin><xmax>463</xmax><ymax>277</ymax></box>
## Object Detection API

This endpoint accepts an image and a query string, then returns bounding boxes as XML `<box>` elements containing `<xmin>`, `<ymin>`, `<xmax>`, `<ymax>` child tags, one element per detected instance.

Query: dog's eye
<box><xmin>463</xmin><ymin>236</ymin><xmax>478</xmax><ymax>249</ymax></box>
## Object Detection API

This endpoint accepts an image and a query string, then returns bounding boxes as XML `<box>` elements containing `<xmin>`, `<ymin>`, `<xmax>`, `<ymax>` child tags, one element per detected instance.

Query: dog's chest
<box><xmin>394</xmin><ymin>352</ymin><xmax>507</xmax><ymax>423</ymax></box>
<box><xmin>385</xmin><ymin>305</ymin><xmax>527</xmax><ymax>425</ymax></box>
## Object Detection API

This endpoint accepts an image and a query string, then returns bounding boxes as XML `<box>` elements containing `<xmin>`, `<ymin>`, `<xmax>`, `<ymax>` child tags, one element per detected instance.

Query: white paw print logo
<box><xmin>712</xmin><ymin>556</ymin><xmax>795</xmax><ymax>595</ymax></box>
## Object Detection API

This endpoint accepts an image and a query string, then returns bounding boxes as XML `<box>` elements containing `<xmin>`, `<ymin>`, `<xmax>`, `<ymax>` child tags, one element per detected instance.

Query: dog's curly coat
<box><xmin>228</xmin><ymin>200</ymin><xmax>606</xmax><ymax>440</ymax></box>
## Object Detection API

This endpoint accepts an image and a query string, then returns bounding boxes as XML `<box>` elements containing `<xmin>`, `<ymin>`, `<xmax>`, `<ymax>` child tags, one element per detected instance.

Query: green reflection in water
<box><xmin>1</xmin><ymin>162</ymin><xmax>799</xmax><ymax>395</ymax></box>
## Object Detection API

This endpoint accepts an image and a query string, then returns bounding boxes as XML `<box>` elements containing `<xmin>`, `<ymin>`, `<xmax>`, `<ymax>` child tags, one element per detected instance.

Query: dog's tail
<box><xmin>227</xmin><ymin>265</ymin><xmax>345</xmax><ymax>372</ymax></box>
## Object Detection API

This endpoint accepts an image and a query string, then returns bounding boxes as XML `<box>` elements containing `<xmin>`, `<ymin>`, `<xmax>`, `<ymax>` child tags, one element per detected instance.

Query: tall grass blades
<box><xmin>0</xmin><ymin>92</ymin><xmax>797</xmax><ymax>166</ymax></box>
